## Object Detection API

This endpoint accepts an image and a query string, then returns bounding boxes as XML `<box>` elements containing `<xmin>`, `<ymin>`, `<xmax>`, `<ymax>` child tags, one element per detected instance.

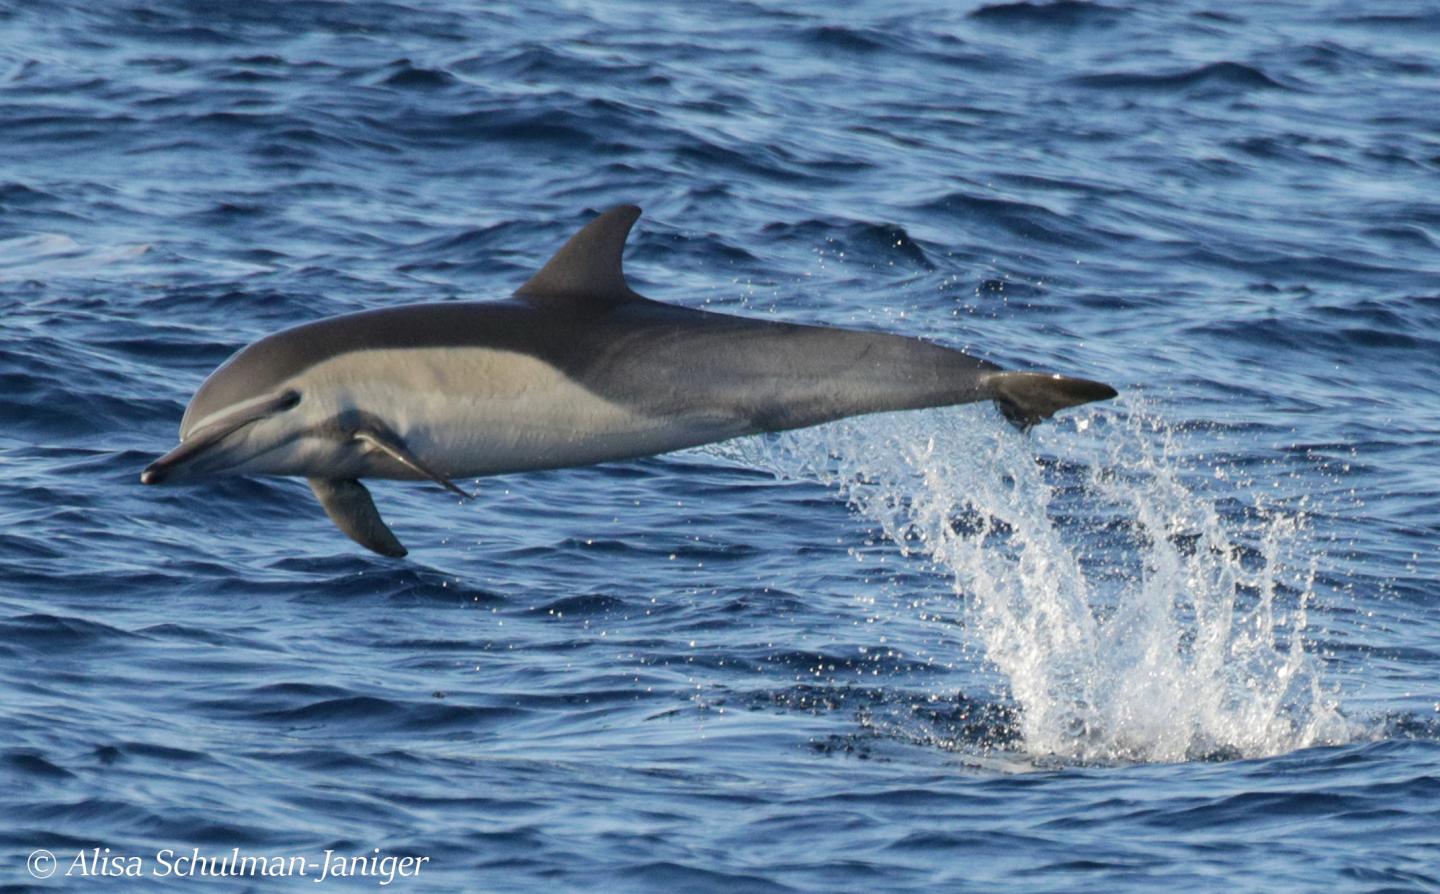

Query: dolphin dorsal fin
<box><xmin>515</xmin><ymin>205</ymin><xmax>644</xmax><ymax>307</ymax></box>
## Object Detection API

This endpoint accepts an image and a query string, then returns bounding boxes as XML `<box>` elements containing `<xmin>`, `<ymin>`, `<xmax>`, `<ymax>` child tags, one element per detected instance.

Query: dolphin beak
<box><xmin>140</xmin><ymin>441</ymin><xmax>196</xmax><ymax>485</ymax></box>
<box><xmin>140</xmin><ymin>429</ymin><xmax>237</xmax><ymax>485</ymax></box>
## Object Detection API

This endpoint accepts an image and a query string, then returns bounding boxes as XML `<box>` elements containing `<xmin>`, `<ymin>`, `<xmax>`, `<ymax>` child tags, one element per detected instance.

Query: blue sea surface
<box><xmin>2</xmin><ymin>0</ymin><xmax>1439</xmax><ymax>890</ymax></box>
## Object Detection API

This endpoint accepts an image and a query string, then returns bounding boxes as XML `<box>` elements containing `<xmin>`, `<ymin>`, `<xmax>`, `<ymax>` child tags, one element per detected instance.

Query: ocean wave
<box><xmin>1070</xmin><ymin>60</ymin><xmax>1290</xmax><ymax>92</ymax></box>
<box><xmin>968</xmin><ymin>0</ymin><xmax>1129</xmax><ymax>28</ymax></box>
<box><xmin>916</xmin><ymin>191</ymin><xmax>1103</xmax><ymax>249</ymax></box>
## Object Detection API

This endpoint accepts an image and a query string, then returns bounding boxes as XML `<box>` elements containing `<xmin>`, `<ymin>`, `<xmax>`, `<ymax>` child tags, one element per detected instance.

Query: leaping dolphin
<box><xmin>142</xmin><ymin>205</ymin><xmax>1116</xmax><ymax>557</ymax></box>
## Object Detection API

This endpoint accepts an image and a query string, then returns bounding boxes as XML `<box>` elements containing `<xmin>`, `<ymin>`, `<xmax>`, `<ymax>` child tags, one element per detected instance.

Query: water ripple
<box><xmin>2</xmin><ymin>0</ymin><xmax>1437</xmax><ymax>890</ymax></box>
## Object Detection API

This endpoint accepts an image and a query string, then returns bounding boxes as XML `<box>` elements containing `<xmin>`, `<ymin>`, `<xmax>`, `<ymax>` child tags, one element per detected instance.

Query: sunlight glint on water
<box><xmin>720</xmin><ymin>401</ymin><xmax>1355</xmax><ymax>763</ymax></box>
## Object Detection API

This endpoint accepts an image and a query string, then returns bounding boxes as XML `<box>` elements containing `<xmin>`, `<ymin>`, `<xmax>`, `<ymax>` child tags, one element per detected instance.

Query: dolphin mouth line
<box><xmin>141</xmin><ymin>430</ymin><xmax>303</xmax><ymax>485</ymax></box>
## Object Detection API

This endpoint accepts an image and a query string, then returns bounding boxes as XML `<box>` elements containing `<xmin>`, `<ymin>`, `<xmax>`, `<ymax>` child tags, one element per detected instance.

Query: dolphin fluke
<box><xmin>986</xmin><ymin>371</ymin><xmax>1118</xmax><ymax>430</ymax></box>
<box><xmin>308</xmin><ymin>478</ymin><xmax>408</xmax><ymax>558</ymax></box>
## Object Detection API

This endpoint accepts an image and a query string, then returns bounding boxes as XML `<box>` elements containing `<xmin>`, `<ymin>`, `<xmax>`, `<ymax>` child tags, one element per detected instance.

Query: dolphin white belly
<box><xmin>283</xmin><ymin>347</ymin><xmax>751</xmax><ymax>479</ymax></box>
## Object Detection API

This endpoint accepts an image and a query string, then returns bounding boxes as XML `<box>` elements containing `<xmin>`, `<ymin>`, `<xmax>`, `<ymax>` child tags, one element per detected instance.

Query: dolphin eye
<box><xmin>279</xmin><ymin>389</ymin><xmax>301</xmax><ymax>410</ymax></box>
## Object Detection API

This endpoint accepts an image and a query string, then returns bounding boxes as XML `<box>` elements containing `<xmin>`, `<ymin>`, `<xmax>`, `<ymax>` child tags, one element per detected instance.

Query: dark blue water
<box><xmin>3</xmin><ymin>0</ymin><xmax>1438</xmax><ymax>890</ymax></box>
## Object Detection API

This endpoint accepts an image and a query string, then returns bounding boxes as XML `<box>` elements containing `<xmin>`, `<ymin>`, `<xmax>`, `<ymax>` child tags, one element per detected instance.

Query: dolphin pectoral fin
<box><xmin>986</xmin><ymin>372</ymin><xmax>1118</xmax><ymax>431</ymax></box>
<box><xmin>308</xmin><ymin>478</ymin><xmax>408</xmax><ymax>558</ymax></box>
<box><xmin>354</xmin><ymin>427</ymin><xmax>473</xmax><ymax>499</ymax></box>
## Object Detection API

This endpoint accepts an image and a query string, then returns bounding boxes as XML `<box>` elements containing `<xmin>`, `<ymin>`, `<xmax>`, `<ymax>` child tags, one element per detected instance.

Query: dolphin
<box><xmin>142</xmin><ymin>205</ymin><xmax>1116</xmax><ymax>557</ymax></box>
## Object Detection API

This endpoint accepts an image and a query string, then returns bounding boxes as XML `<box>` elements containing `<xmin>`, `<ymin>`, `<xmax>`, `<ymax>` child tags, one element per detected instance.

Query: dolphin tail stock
<box><xmin>984</xmin><ymin>371</ymin><xmax>1118</xmax><ymax>431</ymax></box>
<box><xmin>308</xmin><ymin>478</ymin><xmax>408</xmax><ymax>558</ymax></box>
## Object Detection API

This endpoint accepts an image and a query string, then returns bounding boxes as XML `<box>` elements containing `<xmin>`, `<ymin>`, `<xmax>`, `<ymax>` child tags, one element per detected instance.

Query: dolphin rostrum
<box><xmin>142</xmin><ymin>205</ymin><xmax>1117</xmax><ymax>557</ymax></box>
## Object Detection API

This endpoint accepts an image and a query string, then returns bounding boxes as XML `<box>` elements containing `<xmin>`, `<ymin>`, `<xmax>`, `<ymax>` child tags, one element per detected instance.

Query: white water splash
<box><xmin>714</xmin><ymin>401</ymin><xmax>1354</xmax><ymax>763</ymax></box>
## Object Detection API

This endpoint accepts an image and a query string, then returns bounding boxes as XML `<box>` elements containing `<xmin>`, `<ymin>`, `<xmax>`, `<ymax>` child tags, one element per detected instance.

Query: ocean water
<box><xmin>2</xmin><ymin>0</ymin><xmax>1438</xmax><ymax>890</ymax></box>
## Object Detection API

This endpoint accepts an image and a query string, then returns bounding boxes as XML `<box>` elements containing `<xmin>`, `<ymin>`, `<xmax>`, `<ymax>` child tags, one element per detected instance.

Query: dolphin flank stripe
<box><xmin>144</xmin><ymin>205</ymin><xmax>1118</xmax><ymax>557</ymax></box>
